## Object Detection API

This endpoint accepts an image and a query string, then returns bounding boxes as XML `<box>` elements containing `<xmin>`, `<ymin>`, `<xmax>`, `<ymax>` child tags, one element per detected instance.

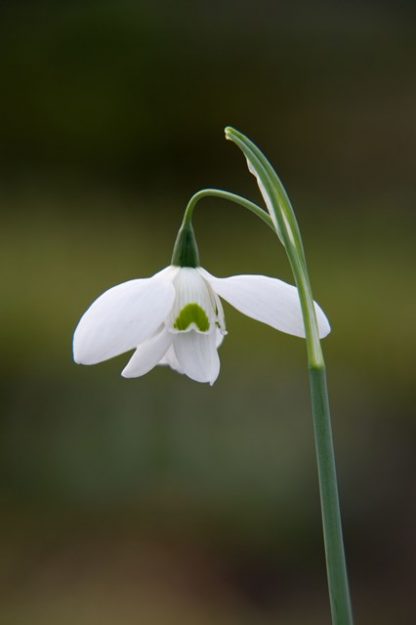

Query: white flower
<box><xmin>73</xmin><ymin>265</ymin><xmax>330</xmax><ymax>385</ymax></box>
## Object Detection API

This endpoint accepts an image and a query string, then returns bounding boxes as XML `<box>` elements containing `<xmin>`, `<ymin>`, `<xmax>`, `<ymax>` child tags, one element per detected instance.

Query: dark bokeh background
<box><xmin>1</xmin><ymin>1</ymin><xmax>415</xmax><ymax>623</ymax></box>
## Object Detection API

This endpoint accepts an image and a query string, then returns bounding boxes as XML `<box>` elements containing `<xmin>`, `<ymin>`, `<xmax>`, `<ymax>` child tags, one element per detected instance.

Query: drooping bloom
<box><xmin>73</xmin><ymin>263</ymin><xmax>330</xmax><ymax>385</ymax></box>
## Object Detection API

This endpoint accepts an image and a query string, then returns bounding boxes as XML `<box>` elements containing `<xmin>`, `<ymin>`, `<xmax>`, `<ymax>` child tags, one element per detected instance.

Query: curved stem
<box><xmin>225</xmin><ymin>127</ymin><xmax>322</xmax><ymax>367</ymax></box>
<box><xmin>182</xmin><ymin>188</ymin><xmax>274</xmax><ymax>232</ymax></box>
<box><xmin>224</xmin><ymin>127</ymin><xmax>354</xmax><ymax>625</ymax></box>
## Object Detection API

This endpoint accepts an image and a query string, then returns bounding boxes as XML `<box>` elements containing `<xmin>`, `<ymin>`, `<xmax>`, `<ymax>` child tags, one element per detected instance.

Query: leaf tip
<box><xmin>224</xmin><ymin>126</ymin><xmax>236</xmax><ymax>140</ymax></box>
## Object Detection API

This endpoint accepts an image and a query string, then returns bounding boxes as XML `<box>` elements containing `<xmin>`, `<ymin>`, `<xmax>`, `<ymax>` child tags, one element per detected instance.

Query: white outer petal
<box><xmin>73</xmin><ymin>266</ymin><xmax>177</xmax><ymax>365</ymax></box>
<box><xmin>200</xmin><ymin>269</ymin><xmax>330</xmax><ymax>339</ymax></box>
<box><xmin>122</xmin><ymin>328</ymin><xmax>173</xmax><ymax>378</ymax></box>
<box><xmin>173</xmin><ymin>331</ymin><xmax>220</xmax><ymax>385</ymax></box>
<box><xmin>159</xmin><ymin>345</ymin><xmax>184</xmax><ymax>374</ymax></box>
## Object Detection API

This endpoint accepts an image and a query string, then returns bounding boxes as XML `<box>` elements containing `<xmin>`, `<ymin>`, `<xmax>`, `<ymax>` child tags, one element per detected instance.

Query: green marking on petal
<box><xmin>174</xmin><ymin>303</ymin><xmax>210</xmax><ymax>332</ymax></box>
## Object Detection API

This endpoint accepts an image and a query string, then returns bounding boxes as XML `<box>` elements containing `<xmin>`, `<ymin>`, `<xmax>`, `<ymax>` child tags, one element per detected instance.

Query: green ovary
<box><xmin>174</xmin><ymin>303</ymin><xmax>210</xmax><ymax>332</ymax></box>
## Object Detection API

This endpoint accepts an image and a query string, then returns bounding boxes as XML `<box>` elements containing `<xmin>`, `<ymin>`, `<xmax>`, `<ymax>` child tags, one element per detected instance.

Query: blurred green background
<box><xmin>1</xmin><ymin>1</ymin><xmax>415</xmax><ymax>623</ymax></box>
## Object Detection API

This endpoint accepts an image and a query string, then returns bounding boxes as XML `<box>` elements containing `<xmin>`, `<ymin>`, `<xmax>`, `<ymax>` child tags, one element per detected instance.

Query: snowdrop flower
<box><xmin>73</xmin><ymin>223</ymin><xmax>330</xmax><ymax>385</ymax></box>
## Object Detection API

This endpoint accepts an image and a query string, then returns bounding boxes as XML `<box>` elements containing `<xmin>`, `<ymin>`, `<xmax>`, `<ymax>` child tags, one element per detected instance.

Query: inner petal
<box><xmin>174</xmin><ymin>303</ymin><xmax>210</xmax><ymax>332</ymax></box>
<box><xmin>174</xmin><ymin>331</ymin><xmax>220</xmax><ymax>385</ymax></box>
<box><xmin>169</xmin><ymin>268</ymin><xmax>215</xmax><ymax>334</ymax></box>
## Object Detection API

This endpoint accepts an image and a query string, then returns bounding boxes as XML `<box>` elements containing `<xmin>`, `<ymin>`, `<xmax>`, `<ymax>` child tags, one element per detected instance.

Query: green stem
<box><xmin>182</xmin><ymin>188</ymin><xmax>274</xmax><ymax>232</ymax></box>
<box><xmin>172</xmin><ymin>189</ymin><xmax>273</xmax><ymax>268</ymax></box>
<box><xmin>309</xmin><ymin>366</ymin><xmax>354</xmax><ymax>625</ymax></box>
<box><xmin>224</xmin><ymin>128</ymin><xmax>322</xmax><ymax>366</ymax></box>
<box><xmin>224</xmin><ymin>127</ymin><xmax>354</xmax><ymax>625</ymax></box>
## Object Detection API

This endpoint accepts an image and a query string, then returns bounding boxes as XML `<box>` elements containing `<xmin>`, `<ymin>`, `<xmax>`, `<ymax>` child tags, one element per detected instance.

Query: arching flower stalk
<box><xmin>224</xmin><ymin>127</ymin><xmax>354</xmax><ymax>625</ymax></box>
